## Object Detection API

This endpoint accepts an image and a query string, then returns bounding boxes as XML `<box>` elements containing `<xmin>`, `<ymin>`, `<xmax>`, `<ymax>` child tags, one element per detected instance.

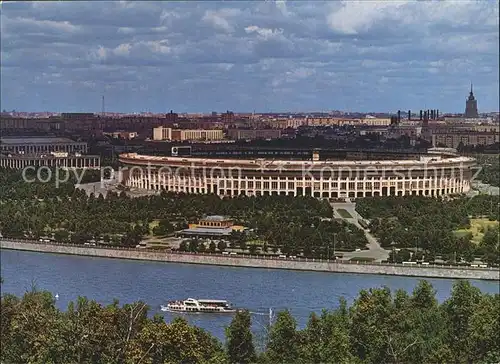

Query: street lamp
<box><xmin>334</xmin><ymin>233</ymin><xmax>336</xmax><ymax>259</ymax></box>
<box><xmin>415</xmin><ymin>237</ymin><xmax>419</xmax><ymax>262</ymax></box>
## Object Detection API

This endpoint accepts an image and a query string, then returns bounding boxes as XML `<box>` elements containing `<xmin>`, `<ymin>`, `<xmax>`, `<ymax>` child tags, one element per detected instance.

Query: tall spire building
<box><xmin>465</xmin><ymin>84</ymin><xmax>479</xmax><ymax>118</ymax></box>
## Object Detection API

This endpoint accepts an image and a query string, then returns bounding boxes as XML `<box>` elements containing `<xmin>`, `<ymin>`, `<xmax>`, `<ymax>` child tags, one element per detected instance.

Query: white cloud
<box><xmin>327</xmin><ymin>0</ymin><xmax>499</xmax><ymax>35</ymax></box>
<box><xmin>89</xmin><ymin>46</ymin><xmax>108</xmax><ymax>61</ymax></box>
<box><xmin>245</xmin><ymin>25</ymin><xmax>284</xmax><ymax>40</ymax></box>
<box><xmin>1</xmin><ymin>1</ymin><xmax>498</xmax><ymax>112</ymax></box>
<box><xmin>275</xmin><ymin>0</ymin><xmax>291</xmax><ymax>17</ymax></box>
<box><xmin>202</xmin><ymin>8</ymin><xmax>241</xmax><ymax>33</ymax></box>
<box><xmin>145</xmin><ymin>40</ymin><xmax>170</xmax><ymax>55</ymax></box>
<box><xmin>4</xmin><ymin>16</ymin><xmax>81</xmax><ymax>33</ymax></box>
<box><xmin>117</xmin><ymin>27</ymin><xmax>135</xmax><ymax>35</ymax></box>
<box><xmin>327</xmin><ymin>1</ymin><xmax>405</xmax><ymax>35</ymax></box>
<box><xmin>214</xmin><ymin>63</ymin><xmax>234</xmax><ymax>71</ymax></box>
<box><xmin>113</xmin><ymin>43</ymin><xmax>132</xmax><ymax>56</ymax></box>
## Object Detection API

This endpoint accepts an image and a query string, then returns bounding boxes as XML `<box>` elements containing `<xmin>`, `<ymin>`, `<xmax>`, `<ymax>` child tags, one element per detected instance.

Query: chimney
<box><xmin>436</xmin><ymin>109</ymin><xmax>439</xmax><ymax>119</ymax></box>
<box><xmin>430</xmin><ymin>110</ymin><xmax>434</xmax><ymax>120</ymax></box>
<box><xmin>408</xmin><ymin>110</ymin><xmax>411</xmax><ymax>121</ymax></box>
<box><xmin>397</xmin><ymin>110</ymin><xmax>401</xmax><ymax>123</ymax></box>
<box><xmin>423</xmin><ymin>111</ymin><xmax>429</xmax><ymax>126</ymax></box>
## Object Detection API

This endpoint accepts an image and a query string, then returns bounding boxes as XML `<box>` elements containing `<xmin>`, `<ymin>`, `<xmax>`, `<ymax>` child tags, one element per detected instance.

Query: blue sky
<box><xmin>1</xmin><ymin>1</ymin><xmax>499</xmax><ymax>113</ymax></box>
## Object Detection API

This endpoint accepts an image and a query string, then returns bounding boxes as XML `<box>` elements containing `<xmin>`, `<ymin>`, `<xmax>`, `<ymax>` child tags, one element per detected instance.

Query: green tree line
<box><xmin>356</xmin><ymin>195</ymin><xmax>500</xmax><ymax>265</ymax></box>
<box><xmin>0</xmin><ymin>168</ymin><xmax>367</xmax><ymax>255</ymax></box>
<box><xmin>475</xmin><ymin>154</ymin><xmax>500</xmax><ymax>187</ymax></box>
<box><xmin>1</xmin><ymin>280</ymin><xmax>498</xmax><ymax>363</ymax></box>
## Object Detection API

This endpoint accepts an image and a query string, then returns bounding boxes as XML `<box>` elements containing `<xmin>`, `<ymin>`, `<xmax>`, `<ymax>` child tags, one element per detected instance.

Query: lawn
<box><xmin>336</xmin><ymin>209</ymin><xmax>353</xmax><ymax>219</ymax></box>
<box><xmin>149</xmin><ymin>220</ymin><xmax>160</xmax><ymax>232</ymax></box>
<box><xmin>453</xmin><ymin>218</ymin><xmax>499</xmax><ymax>243</ymax></box>
<box><xmin>247</xmin><ymin>239</ymin><xmax>266</xmax><ymax>246</ymax></box>
<box><xmin>130</xmin><ymin>220</ymin><xmax>160</xmax><ymax>235</ymax></box>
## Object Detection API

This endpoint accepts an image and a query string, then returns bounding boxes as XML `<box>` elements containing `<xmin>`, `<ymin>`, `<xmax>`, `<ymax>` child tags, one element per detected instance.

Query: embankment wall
<box><xmin>1</xmin><ymin>240</ymin><xmax>498</xmax><ymax>281</ymax></box>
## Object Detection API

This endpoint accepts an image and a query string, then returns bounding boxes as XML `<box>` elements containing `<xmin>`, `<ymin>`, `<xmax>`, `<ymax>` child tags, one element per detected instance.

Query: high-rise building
<box><xmin>166</xmin><ymin>110</ymin><xmax>178</xmax><ymax>123</ymax></box>
<box><xmin>465</xmin><ymin>84</ymin><xmax>479</xmax><ymax>118</ymax></box>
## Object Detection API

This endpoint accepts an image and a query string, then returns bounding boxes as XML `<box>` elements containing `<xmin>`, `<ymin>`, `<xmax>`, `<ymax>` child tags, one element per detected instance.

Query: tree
<box><xmin>411</xmin><ymin>280</ymin><xmax>437</xmax><ymax>309</ymax></box>
<box><xmin>127</xmin><ymin>317</ymin><xmax>226</xmax><ymax>363</ymax></box>
<box><xmin>179</xmin><ymin>241</ymin><xmax>188</xmax><ymax>252</ymax></box>
<box><xmin>248</xmin><ymin>244</ymin><xmax>257</xmax><ymax>255</ymax></box>
<box><xmin>153</xmin><ymin>219</ymin><xmax>175</xmax><ymax>236</ymax></box>
<box><xmin>0</xmin><ymin>280</ymin><xmax>499</xmax><ymax>363</ymax></box>
<box><xmin>54</xmin><ymin>229</ymin><xmax>69</xmax><ymax>243</ymax></box>
<box><xmin>265</xmin><ymin>310</ymin><xmax>299</xmax><ymax>364</ymax></box>
<box><xmin>349</xmin><ymin>287</ymin><xmax>393</xmax><ymax>363</ymax></box>
<box><xmin>466</xmin><ymin>294</ymin><xmax>500</xmax><ymax>363</ymax></box>
<box><xmin>121</xmin><ymin>231</ymin><xmax>141</xmax><ymax>247</ymax></box>
<box><xmin>1</xmin><ymin>289</ymin><xmax>66</xmax><ymax>363</ymax></box>
<box><xmin>217</xmin><ymin>240</ymin><xmax>227</xmax><ymax>253</ymax></box>
<box><xmin>444</xmin><ymin>280</ymin><xmax>482</xmax><ymax>363</ymax></box>
<box><xmin>71</xmin><ymin>231</ymin><xmax>91</xmax><ymax>245</ymax></box>
<box><xmin>188</xmin><ymin>239</ymin><xmax>199</xmax><ymax>252</ymax></box>
<box><xmin>225</xmin><ymin>310</ymin><xmax>256</xmax><ymax>364</ymax></box>
<box><xmin>298</xmin><ymin>307</ymin><xmax>354</xmax><ymax>364</ymax></box>
<box><xmin>239</xmin><ymin>240</ymin><xmax>247</xmax><ymax>251</ymax></box>
<box><xmin>209</xmin><ymin>241</ymin><xmax>216</xmax><ymax>253</ymax></box>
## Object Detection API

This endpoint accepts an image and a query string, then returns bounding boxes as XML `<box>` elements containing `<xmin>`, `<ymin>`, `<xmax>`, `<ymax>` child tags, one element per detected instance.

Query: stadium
<box><xmin>118</xmin><ymin>146</ymin><xmax>476</xmax><ymax>198</ymax></box>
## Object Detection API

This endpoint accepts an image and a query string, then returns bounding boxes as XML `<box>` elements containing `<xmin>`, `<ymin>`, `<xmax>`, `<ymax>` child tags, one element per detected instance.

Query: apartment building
<box><xmin>153</xmin><ymin>126</ymin><xmax>224</xmax><ymax>141</ymax></box>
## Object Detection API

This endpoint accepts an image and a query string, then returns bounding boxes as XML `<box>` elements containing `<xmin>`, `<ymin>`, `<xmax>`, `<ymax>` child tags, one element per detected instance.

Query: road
<box><xmin>331</xmin><ymin>201</ymin><xmax>389</xmax><ymax>262</ymax></box>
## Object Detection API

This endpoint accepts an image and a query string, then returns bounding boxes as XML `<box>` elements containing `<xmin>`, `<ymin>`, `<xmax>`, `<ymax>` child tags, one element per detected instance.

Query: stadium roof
<box><xmin>0</xmin><ymin>137</ymin><xmax>78</xmax><ymax>145</ymax></box>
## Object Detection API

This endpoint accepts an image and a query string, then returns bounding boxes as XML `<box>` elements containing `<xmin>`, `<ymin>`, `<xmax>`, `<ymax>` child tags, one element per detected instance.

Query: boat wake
<box><xmin>249</xmin><ymin>311</ymin><xmax>268</xmax><ymax>316</ymax></box>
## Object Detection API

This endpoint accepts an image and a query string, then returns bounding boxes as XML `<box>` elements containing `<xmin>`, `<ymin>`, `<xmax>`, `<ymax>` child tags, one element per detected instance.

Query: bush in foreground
<box><xmin>1</xmin><ymin>280</ymin><xmax>498</xmax><ymax>364</ymax></box>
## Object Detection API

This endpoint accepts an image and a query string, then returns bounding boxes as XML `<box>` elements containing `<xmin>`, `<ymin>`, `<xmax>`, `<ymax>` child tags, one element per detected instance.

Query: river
<box><xmin>1</xmin><ymin>249</ymin><xmax>498</xmax><ymax>342</ymax></box>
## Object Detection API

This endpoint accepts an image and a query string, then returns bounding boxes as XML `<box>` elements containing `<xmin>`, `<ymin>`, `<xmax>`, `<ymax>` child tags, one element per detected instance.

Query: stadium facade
<box><xmin>118</xmin><ymin>148</ymin><xmax>475</xmax><ymax>198</ymax></box>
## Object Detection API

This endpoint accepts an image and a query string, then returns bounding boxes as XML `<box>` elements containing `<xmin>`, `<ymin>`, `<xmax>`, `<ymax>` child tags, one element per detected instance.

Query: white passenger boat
<box><xmin>161</xmin><ymin>298</ymin><xmax>237</xmax><ymax>313</ymax></box>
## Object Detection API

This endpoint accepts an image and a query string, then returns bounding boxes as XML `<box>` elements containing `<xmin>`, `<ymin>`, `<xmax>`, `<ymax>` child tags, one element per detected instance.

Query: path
<box><xmin>76</xmin><ymin>177</ymin><xmax>159</xmax><ymax>198</ymax></box>
<box><xmin>331</xmin><ymin>201</ymin><xmax>389</xmax><ymax>262</ymax></box>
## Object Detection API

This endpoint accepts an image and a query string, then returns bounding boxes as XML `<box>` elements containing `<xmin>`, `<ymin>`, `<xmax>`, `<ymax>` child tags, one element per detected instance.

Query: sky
<box><xmin>1</xmin><ymin>1</ymin><xmax>499</xmax><ymax>114</ymax></box>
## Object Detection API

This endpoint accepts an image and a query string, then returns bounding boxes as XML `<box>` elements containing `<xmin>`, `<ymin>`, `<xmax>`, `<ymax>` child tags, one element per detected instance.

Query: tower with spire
<box><xmin>465</xmin><ymin>83</ymin><xmax>479</xmax><ymax>118</ymax></box>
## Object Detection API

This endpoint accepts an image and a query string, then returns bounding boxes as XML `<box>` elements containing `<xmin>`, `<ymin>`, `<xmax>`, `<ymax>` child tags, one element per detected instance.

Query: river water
<box><xmin>1</xmin><ymin>250</ymin><xmax>498</xmax><ymax>341</ymax></box>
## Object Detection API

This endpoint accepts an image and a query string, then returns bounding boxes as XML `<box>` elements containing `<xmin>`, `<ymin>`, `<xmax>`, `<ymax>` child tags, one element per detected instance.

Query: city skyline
<box><xmin>1</xmin><ymin>1</ymin><xmax>499</xmax><ymax>113</ymax></box>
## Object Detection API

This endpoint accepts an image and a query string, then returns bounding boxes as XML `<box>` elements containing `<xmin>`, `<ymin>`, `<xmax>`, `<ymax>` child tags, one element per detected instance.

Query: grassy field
<box><xmin>336</xmin><ymin>209</ymin><xmax>353</xmax><ymax>219</ymax></box>
<box><xmin>454</xmin><ymin>218</ymin><xmax>499</xmax><ymax>243</ymax></box>
<box><xmin>148</xmin><ymin>220</ymin><xmax>160</xmax><ymax>234</ymax></box>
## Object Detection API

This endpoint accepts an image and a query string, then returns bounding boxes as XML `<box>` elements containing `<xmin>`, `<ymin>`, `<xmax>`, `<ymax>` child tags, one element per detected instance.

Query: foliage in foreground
<box><xmin>1</xmin><ymin>280</ymin><xmax>498</xmax><ymax>364</ymax></box>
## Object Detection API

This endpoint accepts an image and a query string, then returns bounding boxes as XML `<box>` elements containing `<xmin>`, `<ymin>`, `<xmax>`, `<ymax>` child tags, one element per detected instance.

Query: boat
<box><xmin>161</xmin><ymin>298</ymin><xmax>237</xmax><ymax>313</ymax></box>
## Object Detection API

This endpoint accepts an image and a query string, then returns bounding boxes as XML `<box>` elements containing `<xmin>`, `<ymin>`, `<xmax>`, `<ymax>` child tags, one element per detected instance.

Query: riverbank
<box><xmin>1</xmin><ymin>239</ymin><xmax>499</xmax><ymax>281</ymax></box>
